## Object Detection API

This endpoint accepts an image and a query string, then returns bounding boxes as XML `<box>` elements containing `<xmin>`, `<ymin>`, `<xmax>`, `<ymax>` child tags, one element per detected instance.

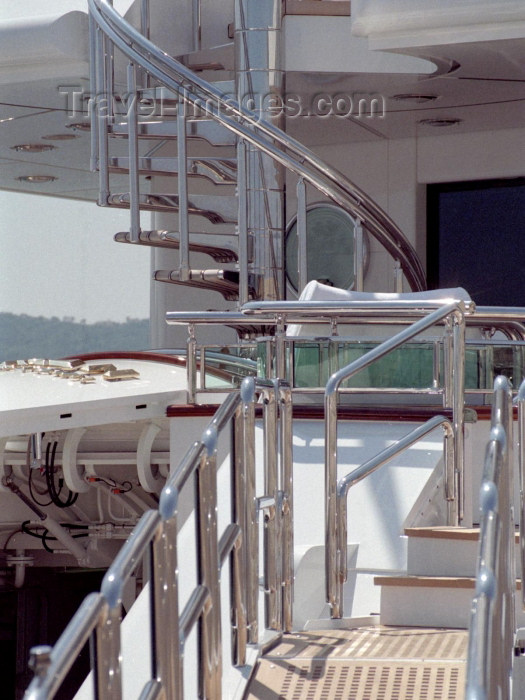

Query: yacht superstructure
<box><xmin>1</xmin><ymin>1</ymin><xmax>525</xmax><ymax>698</ymax></box>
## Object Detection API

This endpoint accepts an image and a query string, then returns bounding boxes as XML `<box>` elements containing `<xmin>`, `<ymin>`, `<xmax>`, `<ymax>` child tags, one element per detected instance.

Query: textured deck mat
<box><xmin>244</xmin><ymin>627</ymin><xmax>467</xmax><ymax>699</ymax></box>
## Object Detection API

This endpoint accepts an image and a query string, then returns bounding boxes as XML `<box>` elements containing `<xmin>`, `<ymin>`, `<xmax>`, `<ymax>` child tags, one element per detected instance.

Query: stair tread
<box><xmin>375</xmin><ymin>575</ymin><xmax>476</xmax><ymax>589</ymax></box>
<box><xmin>109</xmin><ymin>120</ymin><xmax>236</xmax><ymax>146</ymax></box>
<box><xmin>405</xmin><ymin>526</ymin><xmax>520</xmax><ymax>543</ymax></box>
<box><xmin>114</xmin><ymin>231</ymin><xmax>238</xmax><ymax>262</ymax></box>
<box><xmin>405</xmin><ymin>526</ymin><xmax>480</xmax><ymax>541</ymax></box>
<box><xmin>109</xmin><ymin>156</ymin><xmax>237</xmax><ymax>184</ymax></box>
<box><xmin>108</xmin><ymin>192</ymin><xmax>237</xmax><ymax>223</ymax></box>
<box><xmin>375</xmin><ymin>574</ymin><xmax>522</xmax><ymax>589</ymax></box>
<box><xmin>175</xmin><ymin>43</ymin><xmax>234</xmax><ymax>74</ymax></box>
<box><xmin>244</xmin><ymin>626</ymin><xmax>467</xmax><ymax>699</ymax></box>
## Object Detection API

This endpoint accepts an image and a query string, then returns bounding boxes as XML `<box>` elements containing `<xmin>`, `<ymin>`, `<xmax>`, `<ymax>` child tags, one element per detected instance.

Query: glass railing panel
<box><xmin>199</xmin><ymin>345</ymin><xmax>258</xmax><ymax>390</ymax></box>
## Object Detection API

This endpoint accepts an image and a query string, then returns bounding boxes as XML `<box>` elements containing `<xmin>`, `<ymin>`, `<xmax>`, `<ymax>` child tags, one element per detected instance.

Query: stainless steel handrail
<box><xmin>24</xmin><ymin>377</ymin><xmax>294</xmax><ymax>699</ymax></box>
<box><xmin>333</xmin><ymin>414</ymin><xmax>454</xmax><ymax>617</ymax></box>
<box><xmin>24</xmin><ymin>594</ymin><xmax>107</xmax><ymax>700</ymax></box>
<box><xmin>466</xmin><ymin>376</ymin><xmax>515</xmax><ymax>700</ymax></box>
<box><xmin>88</xmin><ymin>0</ymin><xmax>426</xmax><ymax>292</ymax></box>
<box><xmin>324</xmin><ymin>301</ymin><xmax>467</xmax><ymax>617</ymax></box>
<box><xmin>519</xmin><ymin>379</ymin><xmax>525</xmax><ymax>611</ymax></box>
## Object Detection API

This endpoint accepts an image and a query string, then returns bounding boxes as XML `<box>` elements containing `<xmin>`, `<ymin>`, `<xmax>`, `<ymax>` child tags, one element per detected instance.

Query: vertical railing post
<box><xmin>296</xmin><ymin>178</ymin><xmax>307</xmax><ymax>295</ymax></box>
<box><xmin>263</xmin><ymin>386</ymin><xmax>281</xmax><ymax>630</ymax></box>
<box><xmin>237</xmin><ymin>138</ymin><xmax>249</xmax><ymax>307</ymax></box>
<box><xmin>177</xmin><ymin>93</ymin><xmax>190</xmax><ymax>281</ymax></box>
<box><xmin>393</xmin><ymin>259</ymin><xmax>403</xmax><ymax>293</ymax></box>
<box><xmin>353</xmin><ymin>218</ymin><xmax>364</xmax><ymax>292</ymax></box>
<box><xmin>324</xmin><ymin>384</ymin><xmax>340</xmax><ymax>617</ymax></box>
<box><xmin>192</xmin><ymin>0</ymin><xmax>201</xmax><ymax>51</ymax></box>
<box><xmin>231</xmin><ymin>407</ymin><xmax>248</xmax><ymax>665</ymax></box>
<box><xmin>93</xmin><ymin>605</ymin><xmax>122</xmax><ymax>700</ymax></box>
<box><xmin>151</xmin><ymin>519</ymin><xmax>181</xmax><ymax>699</ymax></box>
<box><xmin>127</xmin><ymin>62</ymin><xmax>141</xmax><ymax>243</ymax></box>
<box><xmin>95</xmin><ymin>25</ymin><xmax>110</xmax><ymax>206</ymax></box>
<box><xmin>280</xmin><ymin>383</ymin><xmax>294</xmax><ymax>632</ymax></box>
<box><xmin>518</xmin><ymin>379</ymin><xmax>525</xmax><ymax>610</ymax></box>
<box><xmin>197</xmin><ymin>429</ymin><xmax>222</xmax><ymax>699</ymax></box>
<box><xmin>88</xmin><ymin>13</ymin><xmax>99</xmax><ymax>173</ymax></box>
<box><xmin>452</xmin><ymin>309</ymin><xmax>466</xmax><ymax>525</ymax></box>
<box><xmin>187</xmin><ymin>323</ymin><xmax>197</xmax><ymax>403</ymax></box>
<box><xmin>140</xmin><ymin>0</ymin><xmax>151</xmax><ymax>89</ymax></box>
<box><xmin>493</xmin><ymin>377</ymin><xmax>514</xmax><ymax>699</ymax></box>
<box><xmin>243</xmin><ymin>378</ymin><xmax>258</xmax><ymax>644</ymax></box>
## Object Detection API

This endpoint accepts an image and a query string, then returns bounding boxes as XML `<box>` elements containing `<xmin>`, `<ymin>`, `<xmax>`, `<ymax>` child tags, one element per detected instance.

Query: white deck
<box><xmin>0</xmin><ymin>358</ymin><xmax>188</xmax><ymax>438</ymax></box>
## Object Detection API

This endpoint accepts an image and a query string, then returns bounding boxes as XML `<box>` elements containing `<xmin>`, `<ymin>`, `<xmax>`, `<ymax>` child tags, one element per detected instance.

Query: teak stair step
<box><xmin>109</xmin><ymin>156</ymin><xmax>237</xmax><ymax>185</ymax></box>
<box><xmin>375</xmin><ymin>575</ymin><xmax>522</xmax><ymax>590</ymax></box>
<box><xmin>375</xmin><ymin>575</ymin><xmax>475</xmax><ymax>590</ymax></box>
<box><xmin>107</xmin><ymin>192</ymin><xmax>237</xmax><ymax>223</ymax></box>
<box><xmin>109</xmin><ymin>119</ymin><xmax>237</xmax><ymax>147</ymax></box>
<box><xmin>404</xmin><ymin>526</ymin><xmax>520</xmax><ymax>543</ymax></box>
<box><xmin>154</xmin><ymin>268</ymin><xmax>252</xmax><ymax>301</ymax></box>
<box><xmin>114</xmin><ymin>230</ymin><xmax>238</xmax><ymax>263</ymax></box>
<box><xmin>243</xmin><ymin>626</ymin><xmax>467</xmax><ymax>699</ymax></box>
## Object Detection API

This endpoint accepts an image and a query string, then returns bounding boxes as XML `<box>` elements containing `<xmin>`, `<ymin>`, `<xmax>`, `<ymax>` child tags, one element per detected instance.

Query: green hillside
<box><xmin>0</xmin><ymin>313</ymin><xmax>149</xmax><ymax>361</ymax></box>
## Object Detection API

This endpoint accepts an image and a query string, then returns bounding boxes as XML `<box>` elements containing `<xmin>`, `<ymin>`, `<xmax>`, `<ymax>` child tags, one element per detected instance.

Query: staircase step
<box><xmin>375</xmin><ymin>574</ymin><xmax>523</xmax><ymax>629</ymax></box>
<box><xmin>154</xmin><ymin>268</ymin><xmax>248</xmax><ymax>300</ymax></box>
<box><xmin>375</xmin><ymin>575</ymin><xmax>475</xmax><ymax>629</ymax></box>
<box><xmin>109</xmin><ymin>119</ymin><xmax>236</xmax><ymax>147</ymax></box>
<box><xmin>114</xmin><ymin>230</ymin><xmax>238</xmax><ymax>263</ymax></box>
<box><xmin>175</xmin><ymin>43</ymin><xmax>234</xmax><ymax>77</ymax></box>
<box><xmin>138</xmin><ymin>82</ymin><xmax>235</xmax><ymax>107</ymax></box>
<box><xmin>109</xmin><ymin>156</ymin><xmax>236</xmax><ymax>184</ymax></box>
<box><xmin>107</xmin><ymin>193</ymin><xmax>237</xmax><ymax>223</ymax></box>
<box><xmin>405</xmin><ymin>526</ymin><xmax>520</xmax><ymax>578</ymax></box>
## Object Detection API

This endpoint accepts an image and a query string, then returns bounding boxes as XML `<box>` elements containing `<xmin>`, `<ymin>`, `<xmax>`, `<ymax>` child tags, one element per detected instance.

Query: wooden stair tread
<box><xmin>244</xmin><ymin>627</ymin><xmax>467</xmax><ymax>699</ymax></box>
<box><xmin>375</xmin><ymin>575</ymin><xmax>475</xmax><ymax>589</ymax></box>
<box><xmin>285</xmin><ymin>0</ymin><xmax>350</xmax><ymax>16</ymax></box>
<box><xmin>404</xmin><ymin>526</ymin><xmax>519</xmax><ymax>543</ymax></box>
<box><xmin>375</xmin><ymin>575</ymin><xmax>522</xmax><ymax>590</ymax></box>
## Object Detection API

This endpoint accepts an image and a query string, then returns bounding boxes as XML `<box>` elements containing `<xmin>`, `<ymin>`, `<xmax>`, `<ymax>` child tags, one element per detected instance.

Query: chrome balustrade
<box><xmin>335</xmin><ymin>415</ymin><xmax>454</xmax><ymax>617</ymax></box>
<box><xmin>466</xmin><ymin>376</ymin><xmax>515</xmax><ymax>700</ymax></box>
<box><xmin>324</xmin><ymin>301</ymin><xmax>467</xmax><ymax>617</ymax></box>
<box><xmin>88</xmin><ymin>0</ymin><xmax>427</xmax><ymax>294</ymax></box>
<box><xmin>24</xmin><ymin>377</ymin><xmax>293</xmax><ymax>699</ymax></box>
<box><xmin>518</xmin><ymin>379</ymin><xmax>525</xmax><ymax>611</ymax></box>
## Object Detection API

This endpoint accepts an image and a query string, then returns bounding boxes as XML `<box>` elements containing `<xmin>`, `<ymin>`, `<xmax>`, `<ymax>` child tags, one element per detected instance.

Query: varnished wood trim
<box><xmin>285</xmin><ymin>0</ymin><xmax>350</xmax><ymax>16</ymax></box>
<box><xmin>374</xmin><ymin>575</ymin><xmax>475</xmax><ymax>589</ymax></box>
<box><xmin>166</xmin><ymin>402</ymin><xmax>456</xmax><ymax>422</ymax></box>
<box><xmin>404</xmin><ymin>527</ymin><xmax>480</xmax><ymax>541</ymax></box>
<box><xmin>404</xmin><ymin>526</ymin><xmax>519</xmax><ymax>543</ymax></box>
<box><xmin>292</xmin><ymin>405</ymin><xmax>454</xmax><ymax>422</ymax></box>
<box><xmin>375</xmin><ymin>575</ymin><xmax>522</xmax><ymax>590</ymax></box>
<box><xmin>65</xmin><ymin>350</ymin><xmax>187</xmax><ymax>367</ymax></box>
<box><xmin>468</xmin><ymin>405</ymin><xmax>518</xmax><ymax>421</ymax></box>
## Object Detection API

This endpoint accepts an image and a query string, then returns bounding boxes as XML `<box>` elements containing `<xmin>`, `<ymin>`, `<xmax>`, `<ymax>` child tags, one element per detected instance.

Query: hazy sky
<box><xmin>0</xmin><ymin>2</ymin><xmax>151</xmax><ymax>324</ymax></box>
<box><xmin>0</xmin><ymin>191</ymin><xmax>150</xmax><ymax>323</ymax></box>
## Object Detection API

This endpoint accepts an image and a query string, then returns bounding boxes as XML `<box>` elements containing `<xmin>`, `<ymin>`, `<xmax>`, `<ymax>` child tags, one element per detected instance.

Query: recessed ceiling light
<box><xmin>418</xmin><ymin>118</ymin><xmax>462</xmax><ymax>127</ymax></box>
<box><xmin>11</xmin><ymin>143</ymin><xmax>56</xmax><ymax>153</ymax></box>
<box><xmin>16</xmin><ymin>175</ymin><xmax>58</xmax><ymax>183</ymax></box>
<box><xmin>66</xmin><ymin>122</ymin><xmax>90</xmax><ymax>132</ymax></box>
<box><xmin>42</xmin><ymin>133</ymin><xmax>78</xmax><ymax>141</ymax></box>
<box><xmin>392</xmin><ymin>94</ymin><xmax>439</xmax><ymax>104</ymax></box>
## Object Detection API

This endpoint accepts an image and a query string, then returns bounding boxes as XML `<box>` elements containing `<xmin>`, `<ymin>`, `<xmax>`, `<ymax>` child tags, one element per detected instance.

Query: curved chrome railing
<box><xmin>87</xmin><ymin>0</ymin><xmax>426</xmax><ymax>293</ymax></box>
<box><xmin>24</xmin><ymin>378</ymin><xmax>294</xmax><ymax>700</ymax></box>
<box><xmin>324</xmin><ymin>300</ymin><xmax>467</xmax><ymax>617</ymax></box>
<box><xmin>466</xmin><ymin>376</ymin><xmax>515</xmax><ymax>700</ymax></box>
